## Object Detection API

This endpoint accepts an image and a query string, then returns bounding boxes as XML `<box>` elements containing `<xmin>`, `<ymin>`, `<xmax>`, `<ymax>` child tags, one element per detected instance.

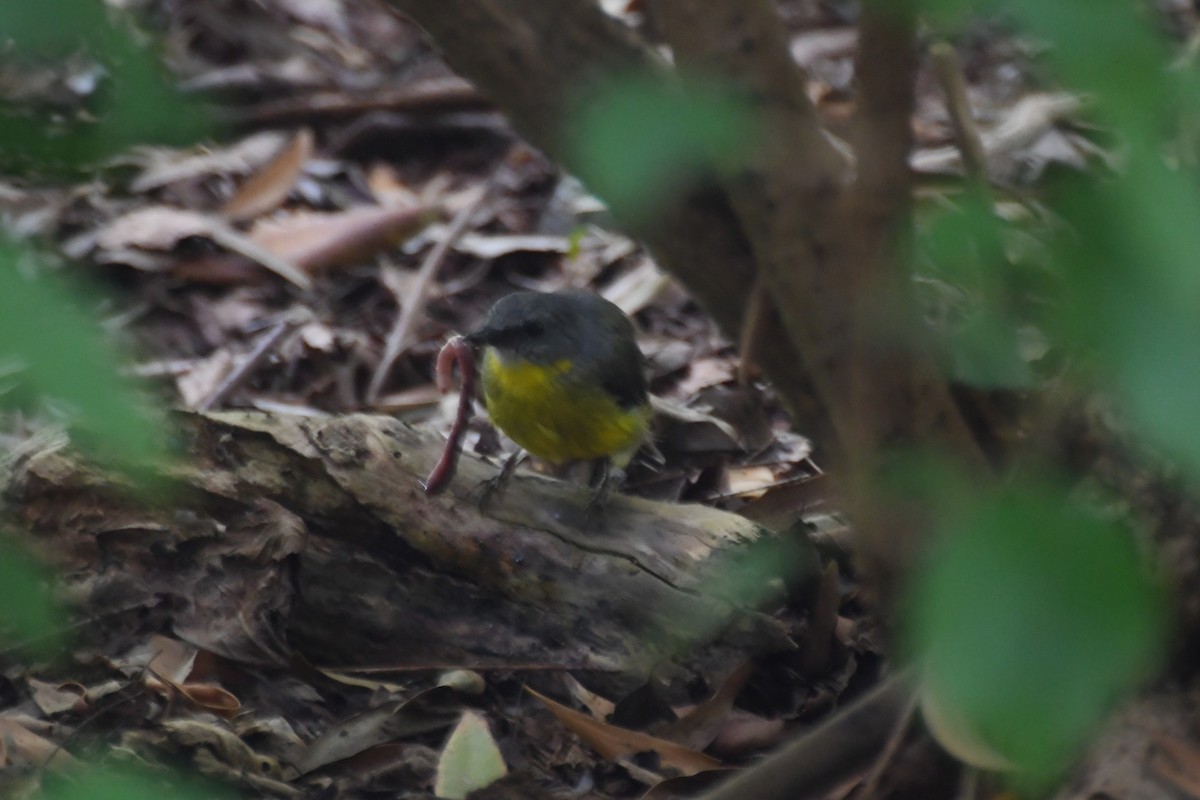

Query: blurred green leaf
<box><xmin>0</xmin><ymin>242</ymin><xmax>166</xmax><ymax>466</ymax></box>
<box><xmin>1045</xmin><ymin>166</ymin><xmax>1200</xmax><ymax>477</ymax></box>
<box><xmin>0</xmin><ymin>0</ymin><xmax>210</xmax><ymax>173</ymax></box>
<box><xmin>44</xmin><ymin>762</ymin><xmax>229</xmax><ymax>800</ymax></box>
<box><xmin>906</xmin><ymin>481</ymin><xmax>1167</xmax><ymax>783</ymax></box>
<box><xmin>949</xmin><ymin>311</ymin><xmax>1034</xmax><ymax>389</ymax></box>
<box><xmin>0</xmin><ymin>532</ymin><xmax>63</xmax><ymax>651</ymax></box>
<box><xmin>567</xmin><ymin>73</ymin><xmax>757</xmax><ymax>218</ymax></box>
<box><xmin>1011</xmin><ymin>0</ymin><xmax>1168</xmax><ymax>140</ymax></box>
<box><xmin>0</xmin><ymin>2</ymin><xmax>115</xmax><ymax>57</ymax></box>
<box><xmin>917</xmin><ymin>191</ymin><xmax>1036</xmax><ymax>388</ymax></box>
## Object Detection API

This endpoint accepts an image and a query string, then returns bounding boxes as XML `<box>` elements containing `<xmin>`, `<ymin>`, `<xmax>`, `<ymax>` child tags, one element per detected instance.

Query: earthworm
<box><xmin>423</xmin><ymin>335</ymin><xmax>476</xmax><ymax>495</ymax></box>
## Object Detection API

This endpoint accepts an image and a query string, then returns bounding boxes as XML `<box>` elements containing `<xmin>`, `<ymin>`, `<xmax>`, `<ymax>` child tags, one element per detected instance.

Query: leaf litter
<box><xmin>0</xmin><ymin>0</ymin><xmax>1183</xmax><ymax>798</ymax></box>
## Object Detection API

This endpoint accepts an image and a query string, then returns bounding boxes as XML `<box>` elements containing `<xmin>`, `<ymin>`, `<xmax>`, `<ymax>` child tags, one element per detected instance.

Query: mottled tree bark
<box><xmin>5</xmin><ymin>412</ymin><xmax>813</xmax><ymax>682</ymax></box>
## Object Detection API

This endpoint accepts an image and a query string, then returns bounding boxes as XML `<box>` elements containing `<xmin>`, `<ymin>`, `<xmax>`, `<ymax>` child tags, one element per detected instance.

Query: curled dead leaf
<box><xmin>527</xmin><ymin>687</ymin><xmax>722</xmax><ymax>779</ymax></box>
<box><xmin>0</xmin><ymin>718</ymin><xmax>80</xmax><ymax>771</ymax></box>
<box><xmin>249</xmin><ymin>204</ymin><xmax>439</xmax><ymax>273</ymax></box>
<box><xmin>28</xmin><ymin>678</ymin><xmax>88</xmax><ymax>715</ymax></box>
<box><xmin>221</xmin><ymin>128</ymin><xmax>315</xmax><ymax>222</ymax></box>
<box><xmin>658</xmin><ymin>662</ymin><xmax>754</xmax><ymax>752</ymax></box>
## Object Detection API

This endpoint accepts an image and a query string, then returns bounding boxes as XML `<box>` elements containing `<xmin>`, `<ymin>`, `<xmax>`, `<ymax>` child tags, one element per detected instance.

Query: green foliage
<box><xmin>887</xmin><ymin>1</ymin><xmax>1195</xmax><ymax>783</ymax></box>
<box><xmin>0</xmin><ymin>0</ymin><xmax>185</xmax><ymax>651</ymax></box>
<box><xmin>42</xmin><ymin>762</ymin><xmax>231</xmax><ymax>800</ymax></box>
<box><xmin>0</xmin><ymin>532</ymin><xmax>64</xmax><ymax>653</ymax></box>
<box><xmin>916</xmin><ymin>190</ymin><xmax>1038</xmax><ymax>388</ymax></box>
<box><xmin>566</xmin><ymin>72</ymin><xmax>757</xmax><ymax>219</ymax></box>
<box><xmin>0</xmin><ymin>0</ymin><xmax>209</xmax><ymax>174</ymax></box>
<box><xmin>0</xmin><ymin>245</ymin><xmax>166</xmax><ymax>467</ymax></box>
<box><xmin>905</xmin><ymin>478</ymin><xmax>1167</xmax><ymax>784</ymax></box>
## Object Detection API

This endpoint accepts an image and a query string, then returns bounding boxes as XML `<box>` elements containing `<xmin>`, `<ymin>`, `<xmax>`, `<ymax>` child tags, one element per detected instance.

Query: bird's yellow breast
<box><xmin>480</xmin><ymin>348</ymin><xmax>649</xmax><ymax>466</ymax></box>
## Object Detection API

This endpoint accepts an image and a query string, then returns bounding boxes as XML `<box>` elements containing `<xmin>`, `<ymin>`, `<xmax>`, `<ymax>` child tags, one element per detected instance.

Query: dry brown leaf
<box><xmin>675</xmin><ymin>358</ymin><xmax>736</xmax><ymax>398</ymax></box>
<box><xmin>97</xmin><ymin>206</ymin><xmax>312</xmax><ymax>288</ymax></box>
<box><xmin>707</xmin><ymin>710</ymin><xmax>785</xmax><ymax>758</ymax></box>
<box><xmin>367</xmin><ymin>163</ymin><xmax>422</xmax><ymax>208</ymax></box>
<box><xmin>97</xmin><ymin>206</ymin><xmax>217</xmax><ymax>252</ymax></box>
<box><xmin>177</xmin><ymin>350</ymin><xmax>236</xmax><ymax>409</ymax></box>
<box><xmin>249</xmin><ymin>204</ymin><xmax>437</xmax><ymax>272</ymax></box>
<box><xmin>561</xmin><ymin>674</ymin><xmax>616</xmax><ymax>720</ymax></box>
<box><xmin>437</xmin><ymin>670</ymin><xmax>486</xmax><ymax>695</ymax></box>
<box><xmin>138</xmin><ymin>636</ymin><xmax>243</xmax><ymax>718</ymax></box>
<box><xmin>295</xmin><ymin>686</ymin><xmax>463</xmax><ymax>774</ymax></box>
<box><xmin>658</xmin><ymin>663</ymin><xmax>753</xmax><ymax>752</ymax></box>
<box><xmin>221</xmin><ymin>128</ymin><xmax>314</xmax><ymax>222</ymax></box>
<box><xmin>738</xmin><ymin>474</ymin><xmax>833</xmax><ymax>529</ymax></box>
<box><xmin>638</xmin><ymin>769</ymin><xmax>732</xmax><ymax>799</ymax></box>
<box><xmin>161</xmin><ymin>718</ymin><xmax>265</xmax><ymax>773</ymax></box>
<box><xmin>527</xmin><ymin>687</ymin><xmax>722</xmax><ymax>778</ymax></box>
<box><xmin>28</xmin><ymin>678</ymin><xmax>87</xmax><ymax>716</ymax></box>
<box><xmin>129</xmin><ymin>132</ymin><xmax>290</xmax><ymax>192</ymax></box>
<box><xmin>338</xmin><ymin>741</ymin><xmax>437</xmax><ymax>783</ymax></box>
<box><xmin>650</xmin><ymin>396</ymin><xmax>740</xmax><ymax>444</ymax></box>
<box><xmin>603</xmin><ymin>256</ymin><xmax>672</xmax><ymax>317</ymax></box>
<box><xmin>177</xmin><ymin>684</ymin><xmax>243</xmax><ymax>718</ymax></box>
<box><xmin>724</xmin><ymin>466</ymin><xmax>778</xmax><ymax>498</ymax></box>
<box><xmin>169</xmin><ymin>254</ymin><xmax>271</xmax><ymax>286</ymax></box>
<box><xmin>1150</xmin><ymin>734</ymin><xmax>1200</xmax><ymax>798</ymax></box>
<box><xmin>374</xmin><ymin>384</ymin><xmax>443</xmax><ymax>413</ymax></box>
<box><xmin>146</xmin><ymin>634</ymin><xmax>198</xmax><ymax>684</ymax></box>
<box><xmin>452</xmin><ymin>232</ymin><xmax>569</xmax><ymax>259</ymax></box>
<box><xmin>0</xmin><ymin>718</ymin><xmax>80</xmax><ymax>771</ymax></box>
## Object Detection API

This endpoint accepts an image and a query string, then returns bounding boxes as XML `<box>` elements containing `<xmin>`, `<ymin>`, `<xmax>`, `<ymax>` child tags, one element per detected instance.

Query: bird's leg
<box><xmin>583</xmin><ymin>457</ymin><xmax>623</xmax><ymax>528</ymax></box>
<box><xmin>472</xmin><ymin>449</ymin><xmax>525</xmax><ymax>509</ymax></box>
<box><xmin>587</xmin><ymin>457</ymin><xmax>608</xmax><ymax>490</ymax></box>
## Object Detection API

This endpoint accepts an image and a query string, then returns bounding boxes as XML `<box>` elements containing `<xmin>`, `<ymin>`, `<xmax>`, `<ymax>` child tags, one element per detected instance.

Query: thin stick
<box><xmin>366</xmin><ymin>180</ymin><xmax>492</xmax><ymax>404</ymax></box>
<box><xmin>207</xmin><ymin>217</ymin><xmax>313</xmax><ymax>290</ymax></box>
<box><xmin>696</xmin><ymin>671</ymin><xmax>915</xmax><ymax>800</ymax></box>
<box><xmin>930</xmin><ymin>42</ymin><xmax>988</xmax><ymax>181</ymax></box>
<box><xmin>736</xmin><ymin>278</ymin><xmax>770</xmax><ymax>386</ymax></box>
<box><xmin>853</xmin><ymin>689</ymin><xmax>920</xmax><ymax>799</ymax></box>
<box><xmin>198</xmin><ymin>316</ymin><xmax>300</xmax><ymax>411</ymax></box>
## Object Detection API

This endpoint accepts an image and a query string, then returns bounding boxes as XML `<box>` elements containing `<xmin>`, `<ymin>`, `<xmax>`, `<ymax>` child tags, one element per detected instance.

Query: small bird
<box><xmin>464</xmin><ymin>289</ymin><xmax>651</xmax><ymax>512</ymax></box>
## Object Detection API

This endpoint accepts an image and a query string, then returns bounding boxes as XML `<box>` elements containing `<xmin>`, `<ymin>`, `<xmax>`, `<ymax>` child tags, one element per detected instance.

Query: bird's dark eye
<box><xmin>522</xmin><ymin>319</ymin><xmax>545</xmax><ymax>337</ymax></box>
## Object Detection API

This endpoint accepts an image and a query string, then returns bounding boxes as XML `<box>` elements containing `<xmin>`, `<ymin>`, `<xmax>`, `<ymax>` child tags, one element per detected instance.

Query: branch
<box><xmin>384</xmin><ymin>0</ymin><xmax>831</xmax><ymax>449</ymax></box>
<box><xmin>649</xmin><ymin>0</ymin><xmax>856</xmax><ymax>456</ymax></box>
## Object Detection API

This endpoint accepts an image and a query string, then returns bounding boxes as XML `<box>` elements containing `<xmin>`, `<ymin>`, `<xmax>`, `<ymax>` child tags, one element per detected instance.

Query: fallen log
<box><xmin>5</xmin><ymin>411</ymin><xmax>816</xmax><ymax>684</ymax></box>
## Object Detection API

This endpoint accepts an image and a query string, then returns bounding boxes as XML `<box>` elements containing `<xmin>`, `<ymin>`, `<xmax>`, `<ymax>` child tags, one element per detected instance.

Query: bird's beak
<box><xmin>463</xmin><ymin>328</ymin><xmax>490</xmax><ymax>347</ymax></box>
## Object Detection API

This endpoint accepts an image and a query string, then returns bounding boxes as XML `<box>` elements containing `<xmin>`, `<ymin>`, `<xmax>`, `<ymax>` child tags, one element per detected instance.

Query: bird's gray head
<box><xmin>465</xmin><ymin>290</ymin><xmax>623</xmax><ymax>366</ymax></box>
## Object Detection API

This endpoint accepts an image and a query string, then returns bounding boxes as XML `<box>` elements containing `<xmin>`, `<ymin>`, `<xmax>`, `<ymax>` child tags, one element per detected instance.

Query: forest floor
<box><xmin>2</xmin><ymin>1</ymin><xmax>1197</xmax><ymax>799</ymax></box>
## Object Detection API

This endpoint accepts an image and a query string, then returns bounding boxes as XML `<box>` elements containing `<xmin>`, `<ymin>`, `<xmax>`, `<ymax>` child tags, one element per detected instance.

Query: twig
<box><xmin>225</xmin><ymin>77</ymin><xmax>487</xmax><ymax>127</ymax></box>
<box><xmin>207</xmin><ymin>217</ymin><xmax>313</xmax><ymax>290</ymax></box>
<box><xmin>853</xmin><ymin>689</ymin><xmax>919</xmax><ymax>799</ymax></box>
<box><xmin>911</xmin><ymin>93</ymin><xmax>1084</xmax><ymax>174</ymax></box>
<box><xmin>365</xmin><ymin>179</ymin><xmax>492</xmax><ymax>404</ymax></box>
<box><xmin>696</xmin><ymin>671</ymin><xmax>916</xmax><ymax>800</ymax></box>
<box><xmin>736</xmin><ymin>278</ymin><xmax>770</xmax><ymax>386</ymax></box>
<box><xmin>38</xmin><ymin>675</ymin><xmax>147</xmax><ymax>774</ymax></box>
<box><xmin>930</xmin><ymin>42</ymin><xmax>988</xmax><ymax>182</ymax></box>
<box><xmin>198</xmin><ymin>316</ymin><xmax>301</xmax><ymax>411</ymax></box>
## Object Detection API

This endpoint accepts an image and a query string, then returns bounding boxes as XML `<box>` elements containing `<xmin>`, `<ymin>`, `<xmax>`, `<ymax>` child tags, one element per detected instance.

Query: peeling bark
<box><xmin>5</xmin><ymin>412</ymin><xmax>815</xmax><ymax>682</ymax></box>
